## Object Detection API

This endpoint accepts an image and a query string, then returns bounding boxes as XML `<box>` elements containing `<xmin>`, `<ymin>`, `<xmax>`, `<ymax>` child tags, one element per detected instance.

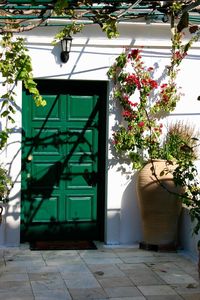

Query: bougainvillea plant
<box><xmin>108</xmin><ymin>29</ymin><xmax>200</xmax><ymax>234</ymax></box>
<box><xmin>108</xmin><ymin>30</ymin><xmax>200</xmax><ymax>170</ymax></box>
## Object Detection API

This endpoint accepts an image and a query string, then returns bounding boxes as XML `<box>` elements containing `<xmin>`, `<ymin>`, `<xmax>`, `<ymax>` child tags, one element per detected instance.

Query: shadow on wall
<box><xmin>120</xmin><ymin>172</ymin><xmax>142</xmax><ymax>245</ymax></box>
<box><xmin>0</xmin><ymin>128</ymin><xmax>21</xmax><ymax>245</ymax></box>
<box><xmin>2</xmin><ymin>191</ymin><xmax>21</xmax><ymax>245</ymax></box>
<box><xmin>108</xmin><ymin>69</ymin><xmax>142</xmax><ymax>245</ymax></box>
<box><xmin>179</xmin><ymin>207</ymin><xmax>200</xmax><ymax>261</ymax></box>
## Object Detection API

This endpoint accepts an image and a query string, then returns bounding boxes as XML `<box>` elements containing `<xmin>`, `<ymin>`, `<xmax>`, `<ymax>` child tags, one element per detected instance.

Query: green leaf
<box><xmin>1</xmin><ymin>111</ymin><xmax>9</xmax><ymax>117</ymax></box>
<box><xmin>8</xmin><ymin>106</ymin><xmax>16</xmax><ymax>114</ymax></box>
<box><xmin>1</xmin><ymin>100</ymin><xmax>8</xmax><ymax>108</ymax></box>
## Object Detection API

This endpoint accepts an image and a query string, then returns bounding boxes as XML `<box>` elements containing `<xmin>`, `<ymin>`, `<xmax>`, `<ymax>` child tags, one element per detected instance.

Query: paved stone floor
<box><xmin>0</xmin><ymin>242</ymin><xmax>199</xmax><ymax>300</ymax></box>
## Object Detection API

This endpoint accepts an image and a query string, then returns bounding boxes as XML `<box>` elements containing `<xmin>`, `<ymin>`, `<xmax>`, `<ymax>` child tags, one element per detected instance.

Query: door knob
<box><xmin>27</xmin><ymin>154</ymin><xmax>33</xmax><ymax>162</ymax></box>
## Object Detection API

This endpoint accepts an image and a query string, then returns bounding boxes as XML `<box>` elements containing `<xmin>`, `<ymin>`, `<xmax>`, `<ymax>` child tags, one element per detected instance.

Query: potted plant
<box><xmin>136</xmin><ymin>121</ymin><xmax>199</xmax><ymax>250</ymax></box>
<box><xmin>107</xmin><ymin>30</ymin><xmax>200</xmax><ymax>250</ymax></box>
<box><xmin>0</xmin><ymin>165</ymin><xmax>12</xmax><ymax>223</ymax></box>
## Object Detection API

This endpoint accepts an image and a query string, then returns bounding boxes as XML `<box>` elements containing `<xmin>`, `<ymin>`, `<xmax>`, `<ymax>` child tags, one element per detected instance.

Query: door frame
<box><xmin>21</xmin><ymin>79</ymin><xmax>108</xmax><ymax>242</ymax></box>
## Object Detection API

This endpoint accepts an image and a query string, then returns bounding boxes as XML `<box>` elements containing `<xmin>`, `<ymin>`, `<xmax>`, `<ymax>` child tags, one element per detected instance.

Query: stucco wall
<box><xmin>0</xmin><ymin>82</ymin><xmax>22</xmax><ymax>246</ymax></box>
<box><xmin>0</xmin><ymin>22</ymin><xmax>200</xmax><ymax>258</ymax></box>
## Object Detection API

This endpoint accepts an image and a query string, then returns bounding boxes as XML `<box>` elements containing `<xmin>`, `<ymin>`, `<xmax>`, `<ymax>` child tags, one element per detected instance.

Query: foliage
<box><xmin>108</xmin><ymin>28</ymin><xmax>200</xmax><ymax>168</ymax></box>
<box><xmin>163</xmin><ymin>121</ymin><xmax>199</xmax><ymax>162</ymax></box>
<box><xmin>0</xmin><ymin>166</ymin><xmax>13</xmax><ymax>204</ymax></box>
<box><xmin>51</xmin><ymin>0</ymin><xmax>119</xmax><ymax>40</ymax></box>
<box><xmin>0</xmin><ymin>33</ymin><xmax>46</xmax><ymax>149</ymax></box>
<box><xmin>93</xmin><ymin>14</ymin><xmax>119</xmax><ymax>39</ymax></box>
<box><xmin>108</xmin><ymin>29</ymin><xmax>200</xmax><ymax>234</ymax></box>
<box><xmin>0</xmin><ymin>0</ymin><xmax>195</xmax><ymax>38</ymax></box>
<box><xmin>52</xmin><ymin>0</ymin><xmax>119</xmax><ymax>40</ymax></box>
<box><xmin>52</xmin><ymin>22</ymin><xmax>84</xmax><ymax>45</ymax></box>
<box><xmin>159</xmin><ymin>121</ymin><xmax>200</xmax><ymax>235</ymax></box>
<box><xmin>108</xmin><ymin>46</ymin><xmax>181</xmax><ymax>169</ymax></box>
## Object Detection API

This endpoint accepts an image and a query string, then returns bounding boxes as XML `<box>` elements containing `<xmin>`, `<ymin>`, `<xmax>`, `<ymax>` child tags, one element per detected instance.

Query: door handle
<box><xmin>27</xmin><ymin>154</ymin><xmax>33</xmax><ymax>162</ymax></box>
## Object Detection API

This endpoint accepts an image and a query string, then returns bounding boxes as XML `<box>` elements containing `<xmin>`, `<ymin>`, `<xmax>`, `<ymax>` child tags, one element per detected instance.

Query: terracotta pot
<box><xmin>136</xmin><ymin>160</ymin><xmax>182</xmax><ymax>249</ymax></box>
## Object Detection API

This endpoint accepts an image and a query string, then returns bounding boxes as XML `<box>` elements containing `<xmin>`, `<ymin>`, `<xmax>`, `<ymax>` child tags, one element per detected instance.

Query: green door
<box><xmin>21</xmin><ymin>80</ymin><xmax>106</xmax><ymax>242</ymax></box>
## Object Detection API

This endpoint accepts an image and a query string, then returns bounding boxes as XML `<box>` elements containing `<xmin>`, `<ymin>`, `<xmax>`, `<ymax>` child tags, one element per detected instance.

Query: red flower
<box><xmin>161</xmin><ymin>83</ymin><xmax>168</xmax><ymax>89</ymax></box>
<box><xmin>112</xmin><ymin>139</ymin><xmax>118</xmax><ymax>145</ymax></box>
<box><xmin>123</xmin><ymin>95</ymin><xmax>129</xmax><ymax>101</ymax></box>
<box><xmin>141</xmin><ymin>78</ymin><xmax>147</xmax><ymax>85</ymax></box>
<box><xmin>122</xmin><ymin>110</ymin><xmax>132</xmax><ymax>118</ymax></box>
<box><xmin>138</xmin><ymin>121</ymin><xmax>145</xmax><ymax>127</ymax></box>
<box><xmin>149</xmin><ymin>79</ymin><xmax>158</xmax><ymax>89</ymax></box>
<box><xmin>141</xmin><ymin>78</ymin><xmax>158</xmax><ymax>89</ymax></box>
<box><xmin>128</xmin><ymin>49</ymin><xmax>140</xmax><ymax>59</ymax></box>
<box><xmin>127</xmin><ymin>100</ymin><xmax>133</xmax><ymax>106</ymax></box>
<box><xmin>161</xmin><ymin>94</ymin><xmax>169</xmax><ymax>103</ymax></box>
<box><xmin>125</xmin><ymin>74</ymin><xmax>141</xmax><ymax>89</ymax></box>
<box><xmin>173</xmin><ymin>51</ymin><xmax>186</xmax><ymax>61</ymax></box>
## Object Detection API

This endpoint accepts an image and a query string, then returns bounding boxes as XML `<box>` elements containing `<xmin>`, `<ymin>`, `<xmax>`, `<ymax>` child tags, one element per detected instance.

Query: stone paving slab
<box><xmin>105</xmin><ymin>286</ymin><xmax>144</xmax><ymax>298</ymax></box>
<box><xmin>88</xmin><ymin>264</ymin><xmax>126</xmax><ymax>278</ymax></box>
<box><xmin>97</xmin><ymin>276</ymin><xmax>134</xmax><ymax>288</ymax></box>
<box><xmin>146</xmin><ymin>296</ymin><xmax>183</xmax><ymax>299</ymax></box>
<box><xmin>68</xmin><ymin>287</ymin><xmax>108</xmax><ymax>299</ymax></box>
<box><xmin>0</xmin><ymin>244</ymin><xmax>199</xmax><ymax>299</ymax></box>
<box><xmin>137</xmin><ymin>285</ymin><xmax>178</xmax><ymax>296</ymax></box>
<box><xmin>0</xmin><ymin>280</ymin><xmax>34</xmax><ymax>298</ymax></box>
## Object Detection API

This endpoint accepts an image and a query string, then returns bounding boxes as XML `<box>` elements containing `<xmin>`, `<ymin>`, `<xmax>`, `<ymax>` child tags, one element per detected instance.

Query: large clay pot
<box><xmin>136</xmin><ymin>160</ymin><xmax>182</xmax><ymax>250</ymax></box>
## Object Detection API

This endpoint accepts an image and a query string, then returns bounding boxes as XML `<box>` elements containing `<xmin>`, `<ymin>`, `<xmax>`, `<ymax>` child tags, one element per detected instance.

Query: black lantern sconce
<box><xmin>60</xmin><ymin>35</ymin><xmax>73</xmax><ymax>63</ymax></box>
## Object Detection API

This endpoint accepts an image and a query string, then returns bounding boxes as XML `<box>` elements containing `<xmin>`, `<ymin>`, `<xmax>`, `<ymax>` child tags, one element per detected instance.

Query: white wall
<box><xmin>179</xmin><ymin>207</ymin><xmax>200</xmax><ymax>261</ymax></box>
<box><xmin>0</xmin><ymin>22</ymin><xmax>200</xmax><ymax>254</ymax></box>
<box><xmin>0</xmin><ymin>81</ymin><xmax>22</xmax><ymax>246</ymax></box>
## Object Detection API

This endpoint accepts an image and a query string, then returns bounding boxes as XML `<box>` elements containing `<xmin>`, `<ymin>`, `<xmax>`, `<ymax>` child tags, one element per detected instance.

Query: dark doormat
<box><xmin>29</xmin><ymin>240</ymin><xmax>97</xmax><ymax>251</ymax></box>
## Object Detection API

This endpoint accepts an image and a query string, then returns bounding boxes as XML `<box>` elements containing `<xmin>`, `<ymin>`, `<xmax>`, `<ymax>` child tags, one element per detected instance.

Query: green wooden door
<box><xmin>21</xmin><ymin>80</ymin><xmax>106</xmax><ymax>242</ymax></box>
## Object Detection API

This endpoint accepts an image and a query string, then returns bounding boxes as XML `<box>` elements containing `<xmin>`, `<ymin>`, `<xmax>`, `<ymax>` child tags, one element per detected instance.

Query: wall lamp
<box><xmin>60</xmin><ymin>35</ymin><xmax>73</xmax><ymax>63</ymax></box>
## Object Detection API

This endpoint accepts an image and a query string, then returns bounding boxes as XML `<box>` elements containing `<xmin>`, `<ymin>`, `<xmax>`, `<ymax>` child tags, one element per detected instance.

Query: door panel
<box><xmin>21</xmin><ymin>82</ymin><xmax>105</xmax><ymax>242</ymax></box>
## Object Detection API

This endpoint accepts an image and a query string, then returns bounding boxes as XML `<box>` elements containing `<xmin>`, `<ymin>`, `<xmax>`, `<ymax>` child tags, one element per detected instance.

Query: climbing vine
<box><xmin>52</xmin><ymin>0</ymin><xmax>119</xmax><ymax>40</ymax></box>
<box><xmin>52</xmin><ymin>22</ymin><xmax>85</xmax><ymax>45</ymax></box>
<box><xmin>0</xmin><ymin>33</ymin><xmax>47</xmax><ymax>149</ymax></box>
